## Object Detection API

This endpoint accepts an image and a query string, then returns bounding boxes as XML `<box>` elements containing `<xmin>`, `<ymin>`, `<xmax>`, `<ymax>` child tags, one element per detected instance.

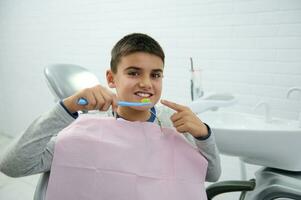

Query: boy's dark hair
<box><xmin>110</xmin><ymin>33</ymin><xmax>165</xmax><ymax>73</ymax></box>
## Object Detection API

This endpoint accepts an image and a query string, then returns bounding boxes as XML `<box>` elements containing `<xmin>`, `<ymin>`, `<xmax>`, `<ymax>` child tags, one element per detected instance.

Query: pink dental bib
<box><xmin>46</xmin><ymin>115</ymin><xmax>208</xmax><ymax>200</ymax></box>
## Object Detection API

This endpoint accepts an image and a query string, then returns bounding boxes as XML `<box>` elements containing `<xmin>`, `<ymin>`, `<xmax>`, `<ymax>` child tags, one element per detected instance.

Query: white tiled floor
<box><xmin>0</xmin><ymin>133</ymin><xmax>258</xmax><ymax>200</ymax></box>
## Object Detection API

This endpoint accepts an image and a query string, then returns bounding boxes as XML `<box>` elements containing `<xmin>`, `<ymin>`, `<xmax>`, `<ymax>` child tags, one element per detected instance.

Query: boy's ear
<box><xmin>106</xmin><ymin>70</ymin><xmax>116</xmax><ymax>88</ymax></box>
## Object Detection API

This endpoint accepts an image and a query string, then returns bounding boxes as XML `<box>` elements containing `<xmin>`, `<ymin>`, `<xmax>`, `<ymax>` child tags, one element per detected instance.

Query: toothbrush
<box><xmin>77</xmin><ymin>98</ymin><xmax>89</xmax><ymax>105</ymax></box>
<box><xmin>77</xmin><ymin>97</ymin><xmax>161</xmax><ymax>132</ymax></box>
<box><xmin>77</xmin><ymin>97</ymin><xmax>152</xmax><ymax>107</ymax></box>
<box><xmin>118</xmin><ymin>98</ymin><xmax>152</xmax><ymax>106</ymax></box>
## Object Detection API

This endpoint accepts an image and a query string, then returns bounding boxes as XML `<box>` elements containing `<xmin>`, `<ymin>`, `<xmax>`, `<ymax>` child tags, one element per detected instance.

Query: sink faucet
<box><xmin>287</xmin><ymin>87</ymin><xmax>301</xmax><ymax>99</ymax></box>
<box><xmin>286</xmin><ymin>87</ymin><xmax>301</xmax><ymax>127</ymax></box>
<box><xmin>254</xmin><ymin>101</ymin><xmax>272</xmax><ymax>123</ymax></box>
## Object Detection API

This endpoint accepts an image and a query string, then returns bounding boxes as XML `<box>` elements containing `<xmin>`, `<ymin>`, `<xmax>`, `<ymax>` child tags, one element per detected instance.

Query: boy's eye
<box><xmin>128</xmin><ymin>71</ymin><xmax>140</xmax><ymax>76</ymax></box>
<box><xmin>151</xmin><ymin>72</ymin><xmax>163</xmax><ymax>78</ymax></box>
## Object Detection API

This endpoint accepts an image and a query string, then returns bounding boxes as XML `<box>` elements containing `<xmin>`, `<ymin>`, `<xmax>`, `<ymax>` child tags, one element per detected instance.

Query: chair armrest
<box><xmin>206</xmin><ymin>179</ymin><xmax>256</xmax><ymax>200</ymax></box>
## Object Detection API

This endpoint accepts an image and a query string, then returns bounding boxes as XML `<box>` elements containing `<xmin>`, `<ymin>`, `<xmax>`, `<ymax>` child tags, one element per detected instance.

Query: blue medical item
<box><xmin>77</xmin><ymin>97</ymin><xmax>88</xmax><ymax>105</ymax></box>
<box><xmin>117</xmin><ymin>101</ymin><xmax>152</xmax><ymax>107</ymax></box>
<box><xmin>77</xmin><ymin>97</ymin><xmax>152</xmax><ymax>107</ymax></box>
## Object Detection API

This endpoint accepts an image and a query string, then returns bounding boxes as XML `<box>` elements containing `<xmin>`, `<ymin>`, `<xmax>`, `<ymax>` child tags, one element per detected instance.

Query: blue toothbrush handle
<box><xmin>77</xmin><ymin>98</ymin><xmax>151</xmax><ymax>107</ymax></box>
<box><xmin>117</xmin><ymin>101</ymin><xmax>152</xmax><ymax>107</ymax></box>
<box><xmin>77</xmin><ymin>97</ymin><xmax>88</xmax><ymax>105</ymax></box>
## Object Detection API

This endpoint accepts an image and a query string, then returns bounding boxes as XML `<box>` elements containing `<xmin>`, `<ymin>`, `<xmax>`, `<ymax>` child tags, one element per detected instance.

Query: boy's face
<box><xmin>107</xmin><ymin>52</ymin><xmax>164</xmax><ymax>111</ymax></box>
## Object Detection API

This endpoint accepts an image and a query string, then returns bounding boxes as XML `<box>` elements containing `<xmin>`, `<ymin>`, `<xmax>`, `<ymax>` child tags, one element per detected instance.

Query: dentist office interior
<box><xmin>0</xmin><ymin>0</ymin><xmax>301</xmax><ymax>199</ymax></box>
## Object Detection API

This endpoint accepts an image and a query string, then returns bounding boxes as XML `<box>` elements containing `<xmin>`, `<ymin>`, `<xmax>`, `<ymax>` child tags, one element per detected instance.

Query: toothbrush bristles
<box><xmin>141</xmin><ymin>98</ymin><xmax>151</xmax><ymax>103</ymax></box>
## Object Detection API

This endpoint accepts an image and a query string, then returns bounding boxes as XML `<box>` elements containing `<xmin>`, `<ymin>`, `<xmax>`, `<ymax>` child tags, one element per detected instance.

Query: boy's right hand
<box><xmin>63</xmin><ymin>85</ymin><xmax>118</xmax><ymax>113</ymax></box>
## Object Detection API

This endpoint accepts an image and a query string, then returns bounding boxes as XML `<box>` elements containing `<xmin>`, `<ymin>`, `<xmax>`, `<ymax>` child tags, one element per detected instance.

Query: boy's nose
<box><xmin>139</xmin><ymin>76</ymin><xmax>152</xmax><ymax>89</ymax></box>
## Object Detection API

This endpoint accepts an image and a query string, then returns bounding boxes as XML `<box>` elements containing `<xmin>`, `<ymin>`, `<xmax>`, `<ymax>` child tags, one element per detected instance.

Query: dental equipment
<box><xmin>254</xmin><ymin>101</ymin><xmax>272</xmax><ymax>123</ymax></box>
<box><xmin>44</xmin><ymin>64</ymin><xmax>100</xmax><ymax>102</ymax></box>
<box><xmin>287</xmin><ymin>87</ymin><xmax>301</xmax><ymax>127</ymax></box>
<box><xmin>190</xmin><ymin>57</ymin><xmax>203</xmax><ymax>101</ymax></box>
<box><xmin>286</xmin><ymin>87</ymin><xmax>301</xmax><ymax>99</ymax></box>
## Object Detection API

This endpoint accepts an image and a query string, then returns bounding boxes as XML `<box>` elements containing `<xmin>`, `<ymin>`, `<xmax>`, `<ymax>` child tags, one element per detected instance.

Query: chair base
<box><xmin>245</xmin><ymin>167</ymin><xmax>301</xmax><ymax>200</ymax></box>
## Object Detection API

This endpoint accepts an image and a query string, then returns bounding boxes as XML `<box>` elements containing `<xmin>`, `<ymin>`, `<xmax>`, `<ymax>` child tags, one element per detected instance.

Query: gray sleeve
<box><xmin>194</xmin><ymin>133</ymin><xmax>221</xmax><ymax>182</ymax></box>
<box><xmin>0</xmin><ymin>103</ymin><xmax>75</xmax><ymax>177</ymax></box>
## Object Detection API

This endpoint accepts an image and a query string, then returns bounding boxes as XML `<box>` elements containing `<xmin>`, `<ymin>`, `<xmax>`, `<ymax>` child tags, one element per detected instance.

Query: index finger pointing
<box><xmin>160</xmin><ymin>99</ymin><xmax>187</xmax><ymax>112</ymax></box>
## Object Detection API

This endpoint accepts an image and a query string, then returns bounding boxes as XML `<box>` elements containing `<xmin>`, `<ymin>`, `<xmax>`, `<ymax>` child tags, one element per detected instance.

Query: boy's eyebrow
<box><xmin>124</xmin><ymin>66</ymin><xmax>141</xmax><ymax>71</ymax></box>
<box><xmin>152</xmin><ymin>69</ymin><xmax>163</xmax><ymax>73</ymax></box>
<box><xmin>125</xmin><ymin>66</ymin><xmax>163</xmax><ymax>73</ymax></box>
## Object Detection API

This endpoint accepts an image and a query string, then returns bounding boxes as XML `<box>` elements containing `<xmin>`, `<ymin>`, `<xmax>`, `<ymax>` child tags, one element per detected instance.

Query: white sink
<box><xmin>199</xmin><ymin>111</ymin><xmax>301</xmax><ymax>171</ymax></box>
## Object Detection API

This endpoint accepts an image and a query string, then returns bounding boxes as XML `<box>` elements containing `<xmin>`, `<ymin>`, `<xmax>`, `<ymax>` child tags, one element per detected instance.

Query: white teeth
<box><xmin>136</xmin><ymin>92</ymin><xmax>151</xmax><ymax>97</ymax></box>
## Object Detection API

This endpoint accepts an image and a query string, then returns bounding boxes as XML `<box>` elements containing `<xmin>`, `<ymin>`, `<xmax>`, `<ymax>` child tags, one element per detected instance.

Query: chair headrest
<box><xmin>44</xmin><ymin>64</ymin><xmax>100</xmax><ymax>101</ymax></box>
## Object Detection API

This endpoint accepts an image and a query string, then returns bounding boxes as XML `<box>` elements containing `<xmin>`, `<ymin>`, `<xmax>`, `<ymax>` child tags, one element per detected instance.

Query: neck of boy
<box><xmin>116</xmin><ymin>107</ymin><xmax>151</xmax><ymax>122</ymax></box>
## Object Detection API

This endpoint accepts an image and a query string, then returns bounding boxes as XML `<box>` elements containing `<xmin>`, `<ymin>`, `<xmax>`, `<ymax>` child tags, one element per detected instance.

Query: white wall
<box><xmin>1</xmin><ymin>0</ymin><xmax>301</xmax><ymax>138</ymax></box>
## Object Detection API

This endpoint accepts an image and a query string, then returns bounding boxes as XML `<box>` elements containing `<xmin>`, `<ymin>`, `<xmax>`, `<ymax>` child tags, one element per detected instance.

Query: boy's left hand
<box><xmin>161</xmin><ymin>99</ymin><xmax>208</xmax><ymax>138</ymax></box>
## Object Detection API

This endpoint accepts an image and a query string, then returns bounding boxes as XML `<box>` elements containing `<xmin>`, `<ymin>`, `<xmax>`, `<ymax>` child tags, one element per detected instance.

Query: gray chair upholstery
<box><xmin>44</xmin><ymin>63</ymin><xmax>100</xmax><ymax>101</ymax></box>
<box><xmin>33</xmin><ymin>172</ymin><xmax>49</xmax><ymax>200</ymax></box>
<box><xmin>34</xmin><ymin>64</ymin><xmax>100</xmax><ymax>200</ymax></box>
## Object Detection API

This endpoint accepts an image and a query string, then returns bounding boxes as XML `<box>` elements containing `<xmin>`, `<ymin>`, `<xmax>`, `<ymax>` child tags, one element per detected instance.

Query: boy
<box><xmin>0</xmin><ymin>33</ymin><xmax>221</xmax><ymax>198</ymax></box>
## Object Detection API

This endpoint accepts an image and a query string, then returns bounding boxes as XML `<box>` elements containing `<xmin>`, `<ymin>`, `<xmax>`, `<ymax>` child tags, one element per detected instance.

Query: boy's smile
<box><xmin>106</xmin><ymin>52</ymin><xmax>164</xmax><ymax>121</ymax></box>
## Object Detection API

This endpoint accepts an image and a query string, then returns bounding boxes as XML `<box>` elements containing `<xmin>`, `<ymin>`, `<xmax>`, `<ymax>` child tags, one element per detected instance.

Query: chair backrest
<box><xmin>34</xmin><ymin>64</ymin><xmax>100</xmax><ymax>200</ymax></box>
<box><xmin>44</xmin><ymin>64</ymin><xmax>100</xmax><ymax>101</ymax></box>
<box><xmin>33</xmin><ymin>172</ymin><xmax>49</xmax><ymax>200</ymax></box>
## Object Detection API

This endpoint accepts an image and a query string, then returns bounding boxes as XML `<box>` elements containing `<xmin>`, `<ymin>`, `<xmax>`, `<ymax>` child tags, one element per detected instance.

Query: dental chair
<box><xmin>33</xmin><ymin>64</ymin><xmax>100</xmax><ymax>200</ymax></box>
<box><xmin>44</xmin><ymin>63</ymin><xmax>100</xmax><ymax>101</ymax></box>
<box><xmin>36</xmin><ymin>63</ymin><xmax>268</xmax><ymax>200</ymax></box>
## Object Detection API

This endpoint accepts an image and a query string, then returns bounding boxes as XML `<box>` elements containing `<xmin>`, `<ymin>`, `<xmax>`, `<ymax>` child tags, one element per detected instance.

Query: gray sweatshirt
<box><xmin>0</xmin><ymin>103</ymin><xmax>221</xmax><ymax>199</ymax></box>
